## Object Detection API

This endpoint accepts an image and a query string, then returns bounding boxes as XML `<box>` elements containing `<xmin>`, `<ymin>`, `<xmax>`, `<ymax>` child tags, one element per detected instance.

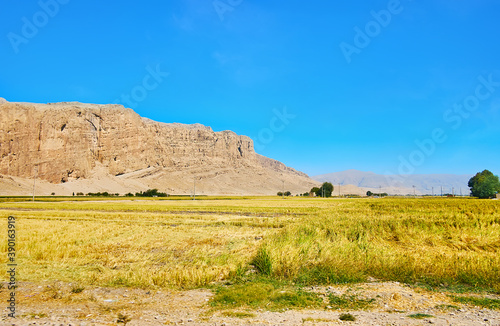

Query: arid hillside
<box><xmin>0</xmin><ymin>100</ymin><xmax>318</xmax><ymax>195</ymax></box>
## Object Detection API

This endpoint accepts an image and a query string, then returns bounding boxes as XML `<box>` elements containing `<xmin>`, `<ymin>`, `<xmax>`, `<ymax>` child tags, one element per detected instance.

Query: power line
<box><xmin>32</xmin><ymin>165</ymin><xmax>38</xmax><ymax>202</ymax></box>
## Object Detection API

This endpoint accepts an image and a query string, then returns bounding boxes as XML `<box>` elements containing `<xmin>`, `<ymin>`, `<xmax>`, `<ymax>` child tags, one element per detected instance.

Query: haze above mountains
<box><xmin>313</xmin><ymin>170</ymin><xmax>472</xmax><ymax>195</ymax></box>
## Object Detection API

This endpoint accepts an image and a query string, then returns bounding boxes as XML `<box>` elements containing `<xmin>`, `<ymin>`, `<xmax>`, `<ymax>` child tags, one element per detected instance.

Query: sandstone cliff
<box><xmin>0</xmin><ymin>100</ymin><xmax>317</xmax><ymax>195</ymax></box>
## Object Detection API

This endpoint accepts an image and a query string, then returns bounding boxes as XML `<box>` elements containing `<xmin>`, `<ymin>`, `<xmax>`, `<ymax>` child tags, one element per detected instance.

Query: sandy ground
<box><xmin>1</xmin><ymin>281</ymin><xmax>498</xmax><ymax>326</ymax></box>
<box><xmin>0</xmin><ymin>162</ymin><xmax>321</xmax><ymax>197</ymax></box>
<box><xmin>0</xmin><ymin>168</ymin><xmax>377</xmax><ymax>197</ymax></box>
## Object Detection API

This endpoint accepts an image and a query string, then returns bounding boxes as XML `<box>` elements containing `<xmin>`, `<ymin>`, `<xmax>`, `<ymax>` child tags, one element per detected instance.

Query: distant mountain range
<box><xmin>312</xmin><ymin>169</ymin><xmax>473</xmax><ymax>195</ymax></box>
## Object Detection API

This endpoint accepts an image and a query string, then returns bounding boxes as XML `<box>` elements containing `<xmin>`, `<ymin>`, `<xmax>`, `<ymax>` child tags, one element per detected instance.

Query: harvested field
<box><xmin>1</xmin><ymin>197</ymin><xmax>499</xmax><ymax>325</ymax></box>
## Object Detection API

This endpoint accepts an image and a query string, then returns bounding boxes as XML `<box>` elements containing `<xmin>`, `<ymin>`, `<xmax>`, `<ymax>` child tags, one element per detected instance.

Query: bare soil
<box><xmin>1</xmin><ymin>281</ymin><xmax>499</xmax><ymax>325</ymax></box>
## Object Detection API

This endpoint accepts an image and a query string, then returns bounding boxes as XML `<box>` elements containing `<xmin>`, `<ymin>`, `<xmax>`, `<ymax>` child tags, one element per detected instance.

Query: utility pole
<box><xmin>441</xmin><ymin>186</ymin><xmax>443</xmax><ymax>197</ymax></box>
<box><xmin>413</xmin><ymin>185</ymin><xmax>416</xmax><ymax>198</ymax></box>
<box><xmin>432</xmin><ymin>187</ymin><xmax>434</xmax><ymax>197</ymax></box>
<box><xmin>32</xmin><ymin>165</ymin><xmax>38</xmax><ymax>202</ymax></box>
<box><xmin>379</xmin><ymin>185</ymin><xmax>382</xmax><ymax>196</ymax></box>
<box><xmin>193</xmin><ymin>177</ymin><xmax>196</xmax><ymax>200</ymax></box>
<box><xmin>282</xmin><ymin>180</ymin><xmax>284</xmax><ymax>199</ymax></box>
<box><xmin>452</xmin><ymin>187</ymin><xmax>455</xmax><ymax>197</ymax></box>
<box><xmin>339</xmin><ymin>183</ymin><xmax>341</xmax><ymax>197</ymax></box>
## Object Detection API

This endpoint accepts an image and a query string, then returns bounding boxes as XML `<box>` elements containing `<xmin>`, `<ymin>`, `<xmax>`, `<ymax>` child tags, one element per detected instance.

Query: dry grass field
<box><xmin>0</xmin><ymin>197</ymin><xmax>287</xmax><ymax>288</ymax></box>
<box><xmin>1</xmin><ymin>197</ymin><xmax>499</xmax><ymax>291</ymax></box>
<box><xmin>1</xmin><ymin>197</ymin><xmax>499</xmax><ymax>324</ymax></box>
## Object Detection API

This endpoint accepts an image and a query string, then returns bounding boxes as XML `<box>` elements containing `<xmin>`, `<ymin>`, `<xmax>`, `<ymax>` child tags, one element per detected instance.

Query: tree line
<box><xmin>84</xmin><ymin>189</ymin><xmax>168</xmax><ymax>197</ymax></box>
<box><xmin>276</xmin><ymin>169</ymin><xmax>500</xmax><ymax>199</ymax></box>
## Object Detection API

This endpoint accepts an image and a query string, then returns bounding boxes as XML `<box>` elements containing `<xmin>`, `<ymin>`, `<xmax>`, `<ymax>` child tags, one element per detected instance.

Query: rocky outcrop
<box><xmin>0</xmin><ymin>100</ymin><xmax>317</xmax><ymax>195</ymax></box>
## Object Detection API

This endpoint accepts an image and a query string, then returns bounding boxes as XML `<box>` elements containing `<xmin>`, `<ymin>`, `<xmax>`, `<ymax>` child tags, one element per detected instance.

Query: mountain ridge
<box><xmin>0</xmin><ymin>100</ymin><xmax>316</xmax><ymax>195</ymax></box>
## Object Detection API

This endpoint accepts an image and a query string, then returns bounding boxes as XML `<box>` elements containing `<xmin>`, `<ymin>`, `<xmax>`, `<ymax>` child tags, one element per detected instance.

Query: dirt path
<box><xmin>1</xmin><ymin>281</ymin><xmax>499</xmax><ymax>325</ymax></box>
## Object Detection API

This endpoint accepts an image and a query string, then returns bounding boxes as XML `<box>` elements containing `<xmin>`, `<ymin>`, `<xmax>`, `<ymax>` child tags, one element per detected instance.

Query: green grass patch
<box><xmin>210</xmin><ymin>278</ymin><xmax>322</xmax><ymax>311</ymax></box>
<box><xmin>415</xmin><ymin>281</ymin><xmax>500</xmax><ymax>295</ymax></box>
<box><xmin>221</xmin><ymin>311</ymin><xmax>256</xmax><ymax>318</ymax></box>
<box><xmin>339</xmin><ymin>313</ymin><xmax>356</xmax><ymax>321</ymax></box>
<box><xmin>23</xmin><ymin>313</ymin><xmax>48</xmax><ymax>319</ymax></box>
<box><xmin>434</xmin><ymin>304</ymin><xmax>459</xmax><ymax>311</ymax></box>
<box><xmin>302</xmin><ymin>317</ymin><xmax>336</xmax><ymax>323</ymax></box>
<box><xmin>408</xmin><ymin>313</ymin><xmax>433</xmax><ymax>319</ymax></box>
<box><xmin>450</xmin><ymin>295</ymin><xmax>500</xmax><ymax>310</ymax></box>
<box><xmin>295</xmin><ymin>265</ymin><xmax>365</xmax><ymax>285</ymax></box>
<box><xmin>328</xmin><ymin>293</ymin><xmax>375</xmax><ymax>310</ymax></box>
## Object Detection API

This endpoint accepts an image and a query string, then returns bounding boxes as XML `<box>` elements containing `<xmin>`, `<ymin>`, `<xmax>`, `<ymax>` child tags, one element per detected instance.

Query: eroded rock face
<box><xmin>0</xmin><ymin>101</ymin><xmax>309</xmax><ymax>189</ymax></box>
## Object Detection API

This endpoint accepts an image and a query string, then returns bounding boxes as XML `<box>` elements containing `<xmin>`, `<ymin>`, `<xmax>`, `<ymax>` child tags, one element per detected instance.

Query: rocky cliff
<box><xmin>0</xmin><ymin>100</ymin><xmax>316</xmax><ymax>195</ymax></box>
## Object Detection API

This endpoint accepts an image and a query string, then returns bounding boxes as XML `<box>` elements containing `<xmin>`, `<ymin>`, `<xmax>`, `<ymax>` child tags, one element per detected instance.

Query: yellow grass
<box><xmin>1</xmin><ymin>197</ymin><xmax>499</xmax><ymax>291</ymax></box>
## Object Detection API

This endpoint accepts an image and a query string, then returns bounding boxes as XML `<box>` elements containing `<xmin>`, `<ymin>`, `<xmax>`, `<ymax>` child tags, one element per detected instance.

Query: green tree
<box><xmin>366</xmin><ymin>191</ymin><xmax>373</xmax><ymax>197</ymax></box>
<box><xmin>310</xmin><ymin>187</ymin><xmax>320</xmax><ymax>195</ymax></box>
<box><xmin>468</xmin><ymin>170</ymin><xmax>500</xmax><ymax>199</ymax></box>
<box><xmin>314</xmin><ymin>182</ymin><xmax>334</xmax><ymax>197</ymax></box>
<box><xmin>135</xmin><ymin>189</ymin><xmax>167</xmax><ymax>197</ymax></box>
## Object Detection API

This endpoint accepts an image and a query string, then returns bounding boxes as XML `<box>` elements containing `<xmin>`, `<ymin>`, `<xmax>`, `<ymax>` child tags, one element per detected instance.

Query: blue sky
<box><xmin>1</xmin><ymin>0</ymin><xmax>499</xmax><ymax>176</ymax></box>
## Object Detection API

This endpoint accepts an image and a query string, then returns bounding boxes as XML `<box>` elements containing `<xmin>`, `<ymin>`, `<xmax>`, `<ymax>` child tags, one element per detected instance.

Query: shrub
<box><xmin>339</xmin><ymin>313</ymin><xmax>356</xmax><ymax>321</ymax></box>
<box><xmin>252</xmin><ymin>247</ymin><xmax>272</xmax><ymax>275</ymax></box>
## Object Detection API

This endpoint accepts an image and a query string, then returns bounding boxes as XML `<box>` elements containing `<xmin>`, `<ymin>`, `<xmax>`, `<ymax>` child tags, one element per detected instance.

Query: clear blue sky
<box><xmin>1</xmin><ymin>0</ymin><xmax>499</xmax><ymax>176</ymax></box>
